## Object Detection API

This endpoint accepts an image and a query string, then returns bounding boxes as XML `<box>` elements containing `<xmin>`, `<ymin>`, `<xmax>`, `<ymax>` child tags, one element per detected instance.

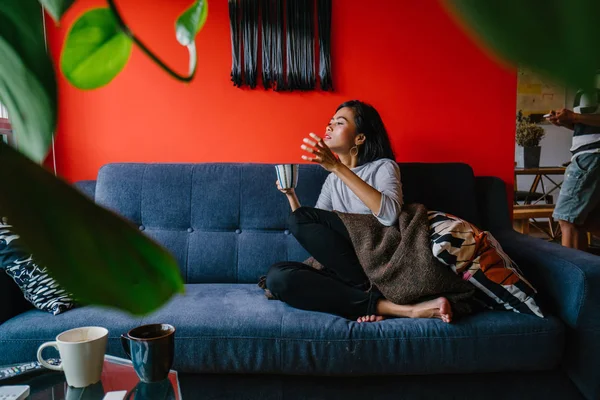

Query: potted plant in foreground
<box><xmin>516</xmin><ymin>110</ymin><xmax>545</xmax><ymax>168</ymax></box>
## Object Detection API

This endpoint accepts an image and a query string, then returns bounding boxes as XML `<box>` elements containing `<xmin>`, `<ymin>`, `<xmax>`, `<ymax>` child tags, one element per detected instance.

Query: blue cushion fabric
<box><xmin>95</xmin><ymin>163</ymin><xmax>329</xmax><ymax>283</ymax></box>
<box><xmin>398</xmin><ymin>163</ymin><xmax>481</xmax><ymax>227</ymax></box>
<box><xmin>0</xmin><ymin>284</ymin><xmax>564</xmax><ymax>374</ymax></box>
<box><xmin>474</xmin><ymin>177</ymin><xmax>512</xmax><ymax>231</ymax></box>
<box><xmin>73</xmin><ymin>180</ymin><xmax>96</xmax><ymax>200</ymax></box>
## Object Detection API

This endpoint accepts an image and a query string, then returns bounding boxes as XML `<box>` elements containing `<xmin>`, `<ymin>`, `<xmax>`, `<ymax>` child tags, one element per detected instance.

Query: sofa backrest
<box><xmin>90</xmin><ymin>162</ymin><xmax>482</xmax><ymax>284</ymax></box>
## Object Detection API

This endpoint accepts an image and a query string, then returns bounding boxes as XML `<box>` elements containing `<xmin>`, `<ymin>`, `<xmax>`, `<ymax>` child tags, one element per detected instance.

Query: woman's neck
<box><xmin>338</xmin><ymin>153</ymin><xmax>358</xmax><ymax>169</ymax></box>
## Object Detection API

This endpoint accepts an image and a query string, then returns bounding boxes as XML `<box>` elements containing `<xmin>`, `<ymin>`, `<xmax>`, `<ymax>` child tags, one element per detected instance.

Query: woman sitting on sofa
<box><xmin>265</xmin><ymin>100</ymin><xmax>453</xmax><ymax>323</ymax></box>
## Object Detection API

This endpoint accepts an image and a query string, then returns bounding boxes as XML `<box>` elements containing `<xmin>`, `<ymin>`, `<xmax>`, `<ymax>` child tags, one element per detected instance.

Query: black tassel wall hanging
<box><xmin>318</xmin><ymin>0</ymin><xmax>332</xmax><ymax>90</ymax></box>
<box><xmin>242</xmin><ymin>0</ymin><xmax>259</xmax><ymax>88</ymax></box>
<box><xmin>229</xmin><ymin>0</ymin><xmax>242</xmax><ymax>87</ymax></box>
<box><xmin>272</xmin><ymin>0</ymin><xmax>285</xmax><ymax>90</ymax></box>
<box><xmin>229</xmin><ymin>0</ymin><xmax>332</xmax><ymax>91</ymax></box>
<box><xmin>261</xmin><ymin>0</ymin><xmax>273</xmax><ymax>88</ymax></box>
<box><xmin>286</xmin><ymin>0</ymin><xmax>315</xmax><ymax>90</ymax></box>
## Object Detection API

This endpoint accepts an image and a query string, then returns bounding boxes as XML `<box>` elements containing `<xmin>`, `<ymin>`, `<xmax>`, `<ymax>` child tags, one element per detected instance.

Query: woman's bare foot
<box><xmin>410</xmin><ymin>297</ymin><xmax>453</xmax><ymax>323</ymax></box>
<box><xmin>356</xmin><ymin>315</ymin><xmax>385</xmax><ymax>323</ymax></box>
<box><xmin>374</xmin><ymin>297</ymin><xmax>453</xmax><ymax>323</ymax></box>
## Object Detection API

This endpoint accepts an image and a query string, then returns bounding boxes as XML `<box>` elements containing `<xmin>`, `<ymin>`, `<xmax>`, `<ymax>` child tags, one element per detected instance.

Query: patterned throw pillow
<box><xmin>428</xmin><ymin>211</ymin><xmax>543</xmax><ymax>318</ymax></box>
<box><xmin>0</xmin><ymin>219</ymin><xmax>76</xmax><ymax>315</ymax></box>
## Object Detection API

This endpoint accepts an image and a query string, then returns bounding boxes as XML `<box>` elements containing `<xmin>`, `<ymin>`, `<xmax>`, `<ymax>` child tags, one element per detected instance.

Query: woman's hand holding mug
<box><xmin>274</xmin><ymin>164</ymin><xmax>299</xmax><ymax>196</ymax></box>
<box><xmin>276</xmin><ymin>179</ymin><xmax>295</xmax><ymax>195</ymax></box>
<box><xmin>274</xmin><ymin>164</ymin><xmax>301</xmax><ymax>211</ymax></box>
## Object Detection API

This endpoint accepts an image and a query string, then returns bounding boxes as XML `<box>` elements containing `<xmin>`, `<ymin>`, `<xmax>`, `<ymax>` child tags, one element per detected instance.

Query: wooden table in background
<box><xmin>513</xmin><ymin>166</ymin><xmax>566</xmax><ymax>239</ymax></box>
<box><xmin>514</xmin><ymin>166</ymin><xmax>566</xmax><ymax>205</ymax></box>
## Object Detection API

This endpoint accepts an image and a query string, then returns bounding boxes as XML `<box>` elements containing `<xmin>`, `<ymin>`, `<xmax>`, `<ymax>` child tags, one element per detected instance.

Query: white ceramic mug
<box><xmin>275</xmin><ymin>164</ymin><xmax>299</xmax><ymax>190</ymax></box>
<box><xmin>37</xmin><ymin>326</ymin><xmax>108</xmax><ymax>388</ymax></box>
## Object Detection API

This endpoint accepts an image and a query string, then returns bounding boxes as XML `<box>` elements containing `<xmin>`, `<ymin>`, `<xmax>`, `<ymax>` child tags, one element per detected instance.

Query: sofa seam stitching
<box><xmin>0</xmin><ymin>330</ymin><xmax>566</xmax><ymax>342</ymax></box>
<box><xmin>236</xmin><ymin>166</ymin><xmax>241</xmax><ymax>283</ymax></box>
<box><xmin>279</xmin><ymin>314</ymin><xmax>284</xmax><ymax>370</ymax></box>
<box><xmin>186</xmin><ymin>166</ymin><xmax>194</xmax><ymax>283</ymax></box>
<box><xmin>140</xmin><ymin>165</ymin><xmax>146</xmax><ymax>227</ymax></box>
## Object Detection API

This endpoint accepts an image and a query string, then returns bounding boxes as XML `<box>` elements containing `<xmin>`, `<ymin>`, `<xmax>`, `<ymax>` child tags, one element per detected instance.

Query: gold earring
<box><xmin>350</xmin><ymin>145</ymin><xmax>359</xmax><ymax>157</ymax></box>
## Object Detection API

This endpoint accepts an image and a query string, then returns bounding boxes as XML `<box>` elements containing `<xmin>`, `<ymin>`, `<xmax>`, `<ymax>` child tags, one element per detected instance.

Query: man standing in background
<box><xmin>547</xmin><ymin>83</ymin><xmax>600</xmax><ymax>251</ymax></box>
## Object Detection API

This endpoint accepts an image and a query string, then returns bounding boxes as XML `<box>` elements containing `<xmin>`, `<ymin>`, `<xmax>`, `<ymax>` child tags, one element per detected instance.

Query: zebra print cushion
<box><xmin>0</xmin><ymin>219</ymin><xmax>76</xmax><ymax>315</ymax></box>
<box><xmin>428</xmin><ymin>211</ymin><xmax>543</xmax><ymax>318</ymax></box>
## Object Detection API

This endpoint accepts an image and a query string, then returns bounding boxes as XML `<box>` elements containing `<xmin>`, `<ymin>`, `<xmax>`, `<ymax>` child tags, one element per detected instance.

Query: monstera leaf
<box><xmin>0</xmin><ymin>0</ymin><xmax>56</xmax><ymax>163</ymax></box>
<box><xmin>0</xmin><ymin>142</ymin><xmax>185</xmax><ymax>315</ymax></box>
<box><xmin>443</xmin><ymin>0</ymin><xmax>600</xmax><ymax>89</ymax></box>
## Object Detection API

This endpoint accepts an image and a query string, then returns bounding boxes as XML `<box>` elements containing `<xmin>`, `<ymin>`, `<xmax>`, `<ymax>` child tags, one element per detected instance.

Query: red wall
<box><xmin>46</xmin><ymin>0</ymin><xmax>516</xmax><ymax>185</ymax></box>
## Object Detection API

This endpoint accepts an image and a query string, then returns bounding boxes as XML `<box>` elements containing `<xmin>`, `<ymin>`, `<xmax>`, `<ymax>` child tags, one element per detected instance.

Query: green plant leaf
<box><xmin>0</xmin><ymin>0</ymin><xmax>56</xmax><ymax>163</ymax></box>
<box><xmin>443</xmin><ymin>0</ymin><xmax>600</xmax><ymax>90</ymax></box>
<box><xmin>38</xmin><ymin>0</ymin><xmax>76</xmax><ymax>22</ymax></box>
<box><xmin>175</xmin><ymin>0</ymin><xmax>208</xmax><ymax>46</ymax></box>
<box><xmin>0</xmin><ymin>142</ymin><xmax>185</xmax><ymax>315</ymax></box>
<box><xmin>61</xmin><ymin>8</ymin><xmax>132</xmax><ymax>90</ymax></box>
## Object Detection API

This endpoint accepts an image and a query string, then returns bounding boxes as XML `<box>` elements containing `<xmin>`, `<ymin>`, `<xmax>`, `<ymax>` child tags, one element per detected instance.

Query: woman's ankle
<box><xmin>376</xmin><ymin>299</ymin><xmax>411</xmax><ymax>318</ymax></box>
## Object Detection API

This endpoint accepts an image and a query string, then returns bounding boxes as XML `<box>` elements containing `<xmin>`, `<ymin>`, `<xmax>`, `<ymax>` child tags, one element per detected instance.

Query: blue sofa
<box><xmin>1</xmin><ymin>162</ymin><xmax>599</xmax><ymax>399</ymax></box>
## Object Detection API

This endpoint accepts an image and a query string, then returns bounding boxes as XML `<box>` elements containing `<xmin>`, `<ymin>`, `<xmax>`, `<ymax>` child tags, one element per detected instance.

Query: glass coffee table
<box><xmin>2</xmin><ymin>358</ymin><xmax>587</xmax><ymax>399</ymax></box>
<box><xmin>5</xmin><ymin>355</ymin><xmax>181</xmax><ymax>400</ymax></box>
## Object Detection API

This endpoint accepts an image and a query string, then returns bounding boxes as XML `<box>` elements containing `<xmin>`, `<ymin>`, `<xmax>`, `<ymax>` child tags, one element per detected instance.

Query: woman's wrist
<box><xmin>287</xmin><ymin>193</ymin><xmax>300</xmax><ymax>211</ymax></box>
<box><xmin>331</xmin><ymin>161</ymin><xmax>346</xmax><ymax>174</ymax></box>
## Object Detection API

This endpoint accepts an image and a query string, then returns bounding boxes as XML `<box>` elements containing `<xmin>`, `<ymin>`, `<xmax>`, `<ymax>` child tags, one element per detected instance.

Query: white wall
<box><xmin>515</xmin><ymin>90</ymin><xmax>575</xmax><ymax>193</ymax></box>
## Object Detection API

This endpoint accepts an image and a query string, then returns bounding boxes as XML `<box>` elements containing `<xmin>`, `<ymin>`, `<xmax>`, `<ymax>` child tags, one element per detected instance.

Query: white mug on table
<box><xmin>37</xmin><ymin>326</ymin><xmax>108</xmax><ymax>388</ymax></box>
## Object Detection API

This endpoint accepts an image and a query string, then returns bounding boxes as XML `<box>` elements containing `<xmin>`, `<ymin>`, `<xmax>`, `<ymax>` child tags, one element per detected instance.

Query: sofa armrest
<box><xmin>0</xmin><ymin>273</ymin><xmax>14</xmax><ymax>324</ymax></box>
<box><xmin>74</xmin><ymin>180</ymin><xmax>96</xmax><ymax>200</ymax></box>
<box><xmin>0</xmin><ymin>272</ymin><xmax>30</xmax><ymax>324</ymax></box>
<box><xmin>1</xmin><ymin>181</ymin><xmax>94</xmax><ymax>325</ymax></box>
<box><xmin>493</xmin><ymin>229</ymin><xmax>600</xmax><ymax>400</ymax></box>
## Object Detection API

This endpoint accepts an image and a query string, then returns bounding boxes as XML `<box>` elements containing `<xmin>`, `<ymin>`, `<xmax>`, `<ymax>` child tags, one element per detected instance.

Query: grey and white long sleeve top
<box><xmin>314</xmin><ymin>158</ymin><xmax>403</xmax><ymax>226</ymax></box>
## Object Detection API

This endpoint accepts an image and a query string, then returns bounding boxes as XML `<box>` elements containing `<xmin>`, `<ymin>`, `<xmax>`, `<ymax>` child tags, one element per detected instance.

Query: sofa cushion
<box><xmin>0</xmin><ymin>284</ymin><xmax>564</xmax><ymax>374</ymax></box>
<box><xmin>0</xmin><ymin>222</ymin><xmax>76</xmax><ymax>315</ymax></box>
<box><xmin>94</xmin><ymin>164</ymin><xmax>329</xmax><ymax>284</ymax></box>
<box><xmin>399</xmin><ymin>163</ymin><xmax>481</xmax><ymax>227</ymax></box>
<box><xmin>428</xmin><ymin>211</ymin><xmax>544</xmax><ymax>318</ymax></box>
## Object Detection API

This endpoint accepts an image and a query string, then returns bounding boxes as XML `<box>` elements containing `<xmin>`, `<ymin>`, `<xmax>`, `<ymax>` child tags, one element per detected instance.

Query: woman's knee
<box><xmin>266</xmin><ymin>264</ymin><xmax>294</xmax><ymax>296</ymax></box>
<box><xmin>287</xmin><ymin>206</ymin><xmax>314</xmax><ymax>234</ymax></box>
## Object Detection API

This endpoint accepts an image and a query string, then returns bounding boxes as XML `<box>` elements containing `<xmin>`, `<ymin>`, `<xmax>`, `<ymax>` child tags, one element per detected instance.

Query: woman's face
<box><xmin>324</xmin><ymin>107</ymin><xmax>357</xmax><ymax>153</ymax></box>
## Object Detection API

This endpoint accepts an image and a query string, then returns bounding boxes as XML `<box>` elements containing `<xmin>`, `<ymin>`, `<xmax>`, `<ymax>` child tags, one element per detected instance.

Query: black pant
<box><xmin>266</xmin><ymin>207</ymin><xmax>381</xmax><ymax>318</ymax></box>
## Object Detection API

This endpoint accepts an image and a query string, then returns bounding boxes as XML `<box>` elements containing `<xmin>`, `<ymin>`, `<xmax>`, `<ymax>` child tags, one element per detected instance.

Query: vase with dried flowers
<box><xmin>516</xmin><ymin>110</ymin><xmax>546</xmax><ymax>168</ymax></box>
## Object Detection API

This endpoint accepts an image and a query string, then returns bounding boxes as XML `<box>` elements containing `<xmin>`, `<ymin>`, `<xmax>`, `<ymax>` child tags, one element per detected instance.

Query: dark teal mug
<box><xmin>121</xmin><ymin>324</ymin><xmax>175</xmax><ymax>383</ymax></box>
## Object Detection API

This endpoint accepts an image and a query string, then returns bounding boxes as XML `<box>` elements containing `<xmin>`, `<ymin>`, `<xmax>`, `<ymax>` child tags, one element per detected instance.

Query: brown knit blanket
<box><xmin>259</xmin><ymin>203</ymin><xmax>475</xmax><ymax>318</ymax></box>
